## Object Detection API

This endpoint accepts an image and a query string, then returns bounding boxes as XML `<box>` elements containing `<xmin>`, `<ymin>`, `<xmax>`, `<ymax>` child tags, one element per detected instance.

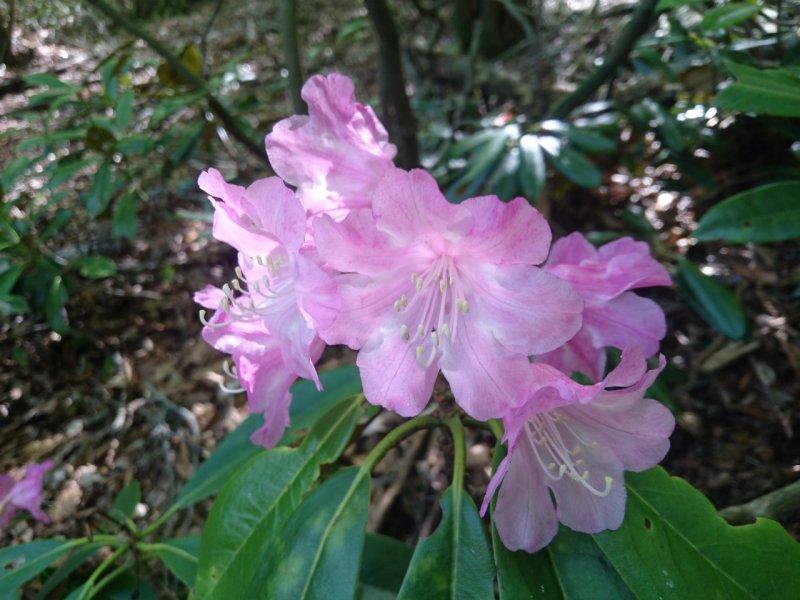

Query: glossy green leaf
<box><xmin>544</xmin><ymin>145</ymin><xmax>602</xmax><ymax>188</ymax></box>
<box><xmin>676</xmin><ymin>259</ymin><xmax>746</xmax><ymax>339</ymax></box>
<box><xmin>397</xmin><ymin>486</ymin><xmax>494</xmax><ymax>599</ymax></box>
<box><xmin>253</xmin><ymin>466</ymin><xmax>370</xmax><ymax>599</ymax></box>
<box><xmin>175</xmin><ymin>365</ymin><xmax>361</xmax><ymax>509</ymax></box>
<box><xmin>360</xmin><ymin>533</ymin><xmax>414</xmax><ymax>595</ymax></box>
<box><xmin>112</xmin><ymin>193</ymin><xmax>138</xmax><ymax>240</ymax></box>
<box><xmin>115</xmin><ymin>89</ymin><xmax>135</xmax><ymax>131</ymax></box>
<box><xmin>459</xmin><ymin>131</ymin><xmax>509</xmax><ymax>186</ymax></box>
<box><xmin>566</xmin><ymin>127</ymin><xmax>617</xmax><ymax>154</ymax></box>
<box><xmin>700</xmin><ymin>3</ymin><xmax>760</xmax><ymax>31</ymax></box>
<box><xmin>73</xmin><ymin>256</ymin><xmax>117</xmax><ymax>279</ymax></box>
<box><xmin>519</xmin><ymin>134</ymin><xmax>546</xmax><ymax>201</ymax></box>
<box><xmin>656</xmin><ymin>0</ymin><xmax>703</xmax><ymax>11</ymax></box>
<box><xmin>0</xmin><ymin>220</ymin><xmax>20</xmax><ymax>251</ymax></box>
<box><xmin>194</xmin><ymin>396</ymin><xmax>364</xmax><ymax>599</ymax></box>
<box><xmin>0</xmin><ymin>540</ymin><xmax>78</xmax><ymax>592</ymax></box>
<box><xmin>151</xmin><ymin>537</ymin><xmax>199</xmax><ymax>587</ymax></box>
<box><xmin>0</xmin><ymin>264</ymin><xmax>23</xmax><ymax>296</ymax></box>
<box><xmin>45</xmin><ymin>275</ymin><xmax>69</xmax><ymax>333</ymax></box>
<box><xmin>494</xmin><ymin>468</ymin><xmax>800</xmax><ymax>598</ymax></box>
<box><xmin>34</xmin><ymin>544</ymin><xmax>102</xmax><ymax>600</ymax></box>
<box><xmin>0</xmin><ymin>294</ymin><xmax>29</xmax><ymax>316</ymax></box>
<box><xmin>715</xmin><ymin>62</ymin><xmax>800</xmax><ymax>117</ymax></box>
<box><xmin>112</xmin><ymin>480</ymin><xmax>140</xmax><ymax>520</ymax></box>
<box><xmin>486</xmin><ymin>147</ymin><xmax>521</xmax><ymax>201</ymax></box>
<box><xmin>695</xmin><ymin>181</ymin><xmax>800</xmax><ymax>243</ymax></box>
<box><xmin>85</xmin><ymin>162</ymin><xmax>113</xmax><ymax>217</ymax></box>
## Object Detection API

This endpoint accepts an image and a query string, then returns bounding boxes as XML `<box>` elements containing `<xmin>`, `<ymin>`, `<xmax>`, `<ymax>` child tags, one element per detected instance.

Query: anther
<box><xmin>457</xmin><ymin>299</ymin><xmax>469</xmax><ymax>313</ymax></box>
<box><xmin>415</xmin><ymin>346</ymin><xmax>425</xmax><ymax>362</ymax></box>
<box><xmin>400</xmin><ymin>324</ymin><xmax>410</xmax><ymax>341</ymax></box>
<box><xmin>441</xmin><ymin>323</ymin><xmax>452</xmax><ymax>339</ymax></box>
<box><xmin>416</xmin><ymin>324</ymin><xmax>425</xmax><ymax>337</ymax></box>
<box><xmin>394</xmin><ymin>300</ymin><xmax>403</xmax><ymax>312</ymax></box>
<box><xmin>431</xmin><ymin>331</ymin><xmax>440</xmax><ymax>347</ymax></box>
<box><xmin>439</xmin><ymin>278</ymin><xmax>446</xmax><ymax>293</ymax></box>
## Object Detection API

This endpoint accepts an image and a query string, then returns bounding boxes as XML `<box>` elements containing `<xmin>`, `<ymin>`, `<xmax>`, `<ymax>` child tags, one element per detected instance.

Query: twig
<box><xmin>199</xmin><ymin>0</ymin><xmax>225</xmax><ymax>71</ymax></box>
<box><xmin>279</xmin><ymin>0</ymin><xmax>305</xmax><ymax>114</ymax></box>
<box><xmin>720</xmin><ymin>479</ymin><xmax>800</xmax><ymax>525</ymax></box>
<box><xmin>364</xmin><ymin>0</ymin><xmax>419</xmax><ymax>168</ymax></box>
<box><xmin>548</xmin><ymin>0</ymin><xmax>658</xmax><ymax>119</ymax></box>
<box><xmin>83</xmin><ymin>0</ymin><xmax>267</xmax><ymax>165</ymax></box>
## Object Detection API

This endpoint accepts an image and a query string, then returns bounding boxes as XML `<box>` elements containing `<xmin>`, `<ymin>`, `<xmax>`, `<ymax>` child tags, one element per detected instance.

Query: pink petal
<box><xmin>584</xmin><ymin>292</ymin><xmax>666</xmax><ymax>357</ymax></box>
<box><xmin>294</xmin><ymin>250</ymin><xmax>340</xmax><ymax>331</ymax></box>
<box><xmin>546</xmin><ymin>231</ymin><xmax>596</xmax><ymax>267</ymax></box>
<box><xmin>8</xmin><ymin>460</ymin><xmax>52</xmax><ymax>524</ymax></box>
<box><xmin>493</xmin><ymin>441</ymin><xmax>560</xmax><ymax>553</ymax></box>
<box><xmin>372</xmin><ymin>169</ymin><xmax>472</xmax><ymax>242</ymax></box>
<box><xmin>357</xmin><ymin>326</ymin><xmax>439</xmax><ymax>417</ymax></box>
<box><xmin>536</xmin><ymin>328</ymin><xmax>606</xmax><ymax>382</ymax></box>
<box><xmin>194</xmin><ymin>285</ymin><xmax>225</xmax><ymax>310</ymax></box>
<box><xmin>461</xmin><ymin>196</ymin><xmax>552</xmax><ymax>265</ymax></box>
<box><xmin>242</xmin><ymin>177</ymin><xmax>307</xmax><ymax>252</ymax></box>
<box><xmin>439</xmin><ymin>319</ymin><xmax>532</xmax><ymax>420</ymax></box>
<box><xmin>468</xmin><ymin>264</ymin><xmax>583</xmax><ymax>356</ymax></box>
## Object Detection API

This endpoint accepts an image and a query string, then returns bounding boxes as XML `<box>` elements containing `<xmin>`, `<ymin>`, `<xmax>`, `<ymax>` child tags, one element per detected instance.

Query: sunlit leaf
<box><xmin>700</xmin><ymin>3</ymin><xmax>760</xmax><ymax>31</ymax></box>
<box><xmin>715</xmin><ymin>62</ymin><xmax>800</xmax><ymax>118</ymax></box>
<box><xmin>73</xmin><ymin>256</ymin><xmax>117</xmax><ymax>279</ymax></box>
<box><xmin>676</xmin><ymin>259</ymin><xmax>746</xmax><ymax>339</ymax></box>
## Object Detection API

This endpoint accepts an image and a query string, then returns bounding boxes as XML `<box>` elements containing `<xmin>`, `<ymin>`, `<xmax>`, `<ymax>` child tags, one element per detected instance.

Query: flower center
<box><xmin>199</xmin><ymin>253</ymin><xmax>294</xmax><ymax>329</ymax></box>
<box><xmin>525</xmin><ymin>412</ymin><xmax>613</xmax><ymax>497</ymax></box>
<box><xmin>393</xmin><ymin>256</ymin><xmax>469</xmax><ymax>368</ymax></box>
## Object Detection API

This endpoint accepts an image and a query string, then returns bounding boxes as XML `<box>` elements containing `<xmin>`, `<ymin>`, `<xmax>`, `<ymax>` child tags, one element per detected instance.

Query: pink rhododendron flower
<box><xmin>314</xmin><ymin>167</ymin><xmax>583</xmax><ymax>420</ymax></box>
<box><xmin>0</xmin><ymin>460</ymin><xmax>52</xmax><ymax>530</ymax></box>
<box><xmin>481</xmin><ymin>350</ymin><xmax>674</xmax><ymax>553</ymax></box>
<box><xmin>539</xmin><ymin>233</ymin><xmax>671</xmax><ymax>380</ymax></box>
<box><xmin>266</xmin><ymin>73</ymin><xmax>397</xmax><ymax>221</ymax></box>
<box><xmin>195</xmin><ymin>169</ymin><xmax>338</xmax><ymax>447</ymax></box>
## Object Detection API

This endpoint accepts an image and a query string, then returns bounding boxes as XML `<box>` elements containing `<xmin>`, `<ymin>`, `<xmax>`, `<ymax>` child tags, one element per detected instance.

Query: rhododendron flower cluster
<box><xmin>196</xmin><ymin>73</ymin><xmax>675</xmax><ymax>552</ymax></box>
<box><xmin>0</xmin><ymin>460</ymin><xmax>52</xmax><ymax>531</ymax></box>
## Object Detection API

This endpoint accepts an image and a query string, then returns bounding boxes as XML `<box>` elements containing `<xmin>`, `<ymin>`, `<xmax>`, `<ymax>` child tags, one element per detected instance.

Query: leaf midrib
<box><xmin>197</xmin><ymin>397</ymin><xmax>361</xmax><ymax>600</ymax></box>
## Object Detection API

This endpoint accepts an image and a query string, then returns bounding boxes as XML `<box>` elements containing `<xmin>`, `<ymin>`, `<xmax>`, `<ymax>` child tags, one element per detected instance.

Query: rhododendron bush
<box><xmin>4</xmin><ymin>5</ymin><xmax>800</xmax><ymax>596</ymax></box>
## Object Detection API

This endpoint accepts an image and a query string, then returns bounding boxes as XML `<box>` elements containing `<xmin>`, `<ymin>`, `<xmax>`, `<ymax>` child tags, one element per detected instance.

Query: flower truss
<box><xmin>196</xmin><ymin>72</ymin><xmax>675</xmax><ymax>552</ymax></box>
<box><xmin>0</xmin><ymin>460</ymin><xmax>52</xmax><ymax>531</ymax></box>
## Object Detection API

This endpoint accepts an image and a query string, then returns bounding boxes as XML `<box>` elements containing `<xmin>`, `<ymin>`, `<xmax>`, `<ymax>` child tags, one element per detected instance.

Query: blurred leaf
<box><xmin>0</xmin><ymin>264</ymin><xmax>23</xmax><ymax>295</ymax></box>
<box><xmin>112</xmin><ymin>480</ymin><xmax>141</xmax><ymax>520</ymax></box>
<box><xmin>253</xmin><ymin>466</ymin><xmax>370</xmax><ymax>599</ymax></box>
<box><xmin>1</xmin><ymin>156</ymin><xmax>31</xmax><ymax>193</ymax></box>
<box><xmin>360</xmin><ymin>534</ymin><xmax>413</xmax><ymax>596</ymax></box>
<box><xmin>656</xmin><ymin>0</ymin><xmax>703</xmax><ymax>11</ymax></box>
<box><xmin>151</xmin><ymin>537</ymin><xmax>199</xmax><ymax>587</ymax></box>
<box><xmin>196</xmin><ymin>397</ymin><xmax>364</xmax><ymax>599</ymax></box>
<box><xmin>695</xmin><ymin>181</ymin><xmax>800</xmax><ymax>243</ymax></box>
<box><xmin>85</xmin><ymin>163</ymin><xmax>113</xmax><ymax>217</ymax></box>
<box><xmin>0</xmin><ymin>220</ymin><xmax>20</xmax><ymax>251</ymax></box>
<box><xmin>116</xmin><ymin>135</ymin><xmax>153</xmax><ymax>156</ymax></box>
<box><xmin>45</xmin><ymin>275</ymin><xmax>68</xmax><ymax>333</ymax></box>
<box><xmin>642</xmin><ymin>99</ymin><xmax>685</xmax><ymax>152</ymax></box>
<box><xmin>700</xmin><ymin>3</ymin><xmax>760</xmax><ymax>31</ymax></box>
<box><xmin>566</xmin><ymin>126</ymin><xmax>617</xmax><ymax>154</ymax></box>
<box><xmin>113</xmin><ymin>193</ymin><xmax>139</xmax><ymax>240</ymax></box>
<box><xmin>47</xmin><ymin>158</ymin><xmax>95</xmax><ymax>190</ymax></box>
<box><xmin>41</xmin><ymin>209</ymin><xmax>74</xmax><ymax>241</ymax></box>
<box><xmin>715</xmin><ymin>62</ymin><xmax>800</xmax><ymax>118</ymax></box>
<box><xmin>486</xmin><ymin>147</ymin><xmax>521</xmax><ymax>201</ymax></box>
<box><xmin>0</xmin><ymin>294</ymin><xmax>29</xmax><ymax>316</ymax></box>
<box><xmin>23</xmin><ymin>73</ymin><xmax>73</xmax><ymax>89</ymax></box>
<box><xmin>73</xmin><ymin>256</ymin><xmax>117</xmax><ymax>279</ymax></box>
<box><xmin>34</xmin><ymin>544</ymin><xmax>102</xmax><ymax>600</ymax></box>
<box><xmin>158</xmin><ymin>45</ymin><xmax>202</xmax><ymax>86</ymax></box>
<box><xmin>397</xmin><ymin>485</ymin><xmax>494</xmax><ymax>599</ymax></box>
<box><xmin>544</xmin><ymin>144</ymin><xmax>602</xmax><ymax>188</ymax></box>
<box><xmin>676</xmin><ymin>259</ymin><xmax>746</xmax><ymax>339</ymax></box>
<box><xmin>114</xmin><ymin>89</ymin><xmax>135</xmax><ymax>131</ymax></box>
<box><xmin>519</xmin><ymin>134</ymin><xmax>546</xmax><ymax>201</ymax></box>
<box><xmin>0</xmin><ymin>540</ymin><xmax>77</xmax><ymax>592</ymax></box>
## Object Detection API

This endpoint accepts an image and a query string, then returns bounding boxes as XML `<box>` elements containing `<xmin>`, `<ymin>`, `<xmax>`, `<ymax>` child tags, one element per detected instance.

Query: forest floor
<box><xmin>1</xmin><ymin>0</ymin><xmax>798</xmax><ymax>562</ymax></box>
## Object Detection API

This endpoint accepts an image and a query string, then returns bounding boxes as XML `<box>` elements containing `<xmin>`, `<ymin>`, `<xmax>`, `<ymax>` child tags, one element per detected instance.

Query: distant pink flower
<box><xmin>266</xmin><ymin>73</ymin><xmax>397</xmax><ymax>221</ymax></box>
<box><xmin>314</xmin><ymin>167</ymin><xmax>583</xmax><ymax>420</ymax></box>
<box><xmin>0</xmin><ymin>460</ymin><xmax>52</xmax><ymax>530</ymax></box>
<box><xmin>539</xmin><ymin>233</ymin><xmax>671</xmax><ymax>380</ymax></box>
<box><xmin>196</xmin><ymin>169</ymin><xmax>338</xmax><ymax>447</ymax></box>
<box><xmin>481</xmin><ymin>350</ymin><xmax>674</xmax><ymax>553</ymax></box>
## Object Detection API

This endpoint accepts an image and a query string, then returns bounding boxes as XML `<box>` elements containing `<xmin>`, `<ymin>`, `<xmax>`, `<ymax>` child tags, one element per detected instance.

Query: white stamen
<box><xmin>400</xmin><ymin>324</ymin><xmax>410</xmax><ymax>340</ymax></box>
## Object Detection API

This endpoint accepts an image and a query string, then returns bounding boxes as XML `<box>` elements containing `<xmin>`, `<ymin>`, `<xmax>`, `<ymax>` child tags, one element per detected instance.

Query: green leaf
<box><xmin>0</xmin><ymin>294</ymin><xmax>29</xmax><ymax>316</ymax></box>
<box><xmin>495</xmin><ymin>468</ymin><xmax>800</xmax><ymax>598</ymax></box>
<box><xmin>519</xmin><ymin>134</ymin><xmax>546</xmax><ymax>201</ymax></box>
<box><xmin>23</xmin><ymin>73</ymin><xmax>74</xmax><ymax>89</ymax></box>
<box><xmin>73</xmin><ymin>256</ymin><xmax>117</xmax><ymax>279</ymax></box>
<box><xmin>194</xmin><ymin>396</ymin><xmax>364</xmax><ymax>600</ymax></box>
<box><xmin>360</xmin><ymin>534</ymin><xmax>414</xmax><ymax>595</ymax></box>
<box><xmin>676</xmin><ymin>259</ymin><xmax>746</xmax><ymax>339</ymax></box>
<box><xmin>174</xmin><ymin>365</ymin><xmax>361</xmax><ymax>510</ymax></box>
<box><xmin>459</xmin><ymin>131</ymin><xmax>509</xmax><ymax>186</ymax></box>
<box><xmin>85</xmin><ymin>163</ymin><xmax>113</xmax><ymax>217</ymax></box>
<box><xmin>0</xmin><ymin>540</ymin><xmax>78</xmax><ymax>592</ymax></box>
<box><xmin>253</xmin><ymin>466</ymin><xmax>370</xmax><ymax>599</ymax></box>
<box><xmin>486</xmin><ymin>147</ymin><xmax>521</xmax><ymax>201</ymax></box>
<box><xmin>715</xmin><ymin>62</ymin><xmax>800</xmax><ymax>117</ymax></box>
<box><xmin>115</xmin><ymin>89</ymin><xmax>135</xmax><ymax>131</ymax></box>
<box><xmin>151</xmin><ymin>537</ymin><xmax>199</xmax><ymax>587</ymax></box>
<box><xmin>544</xmin><ymin>144</ymin><xmax>602</xmax><ymax>188</ymax></box>
<box><xmin>112</xmin><ymin>480</ymin><xmax>140</xmax><ymax>520</ymax></box>
<box><xmin>656</xmin><ymin>0</ymin><xmax>703</xmax><ymax>11</ymax></box>
<box><xmin>700</xmin><ymin>3</ymin><xmax>760</xmax><ymax>31</ymax></box>
<box><xmin>1</xmin><ymin>156</ymin><xmax>31</xmax><ymax>192</ymax></box>
<box><xmin>695</xmin><ymin>181</ymin><xmax>800</xmax><ymax>243</ymax></box>
<box><xmin>0</xmin><ymin>264</ymin><xmax>23</xmax><ymax>296</ymax></box>
<box><xmin>112</xmin><ymin>193</ymin><xmax>138</xmax><ymax>240</ymax></box>
<box><xmin>0</xmin><ymin>220</ymin><xmax>20</xmax><ymax>251</ymax></box>
<box><xmin>45</xmin><ymin>275</ymin><xmax>68</xmax><ymax>333</ymax></box>
<box><xmin>566</xmin><ymin>126</ymin><xmax>617</xmax><ymax>154</ymax></box>
<box><xmin>397</xmin><ymin>486</ymin><xmax>494</xmax><ymax>599</ymax></box>
<box><xmin>34</xmin><ymin>544</ymin><xmax>102</xmax><ymax>600</ymax></box>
